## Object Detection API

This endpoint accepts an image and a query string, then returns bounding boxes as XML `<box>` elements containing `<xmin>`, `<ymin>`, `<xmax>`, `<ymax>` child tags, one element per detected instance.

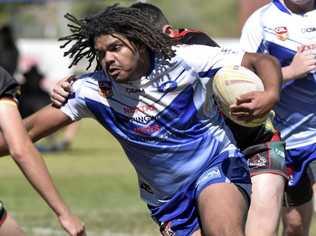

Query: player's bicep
<box><xmin>0</xmin><ymin>98</ymin><xmax>30</xmax><ymax>153</ymax></box>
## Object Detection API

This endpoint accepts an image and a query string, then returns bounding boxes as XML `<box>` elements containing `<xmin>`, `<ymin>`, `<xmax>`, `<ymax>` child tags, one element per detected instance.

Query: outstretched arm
<box><xmin>0</xmin><ymin>99</ymin><xmax>84</xmax><ymax>235</ymax></box>
<box><xmin>0</xmin><ymin>104</ymin><xmax>73</xmax><ymax>156</ymax></box>
<box><xmin>231</xmin><ymin>52</ymin><xmax>282</xmax><ymax>120</ymax></box>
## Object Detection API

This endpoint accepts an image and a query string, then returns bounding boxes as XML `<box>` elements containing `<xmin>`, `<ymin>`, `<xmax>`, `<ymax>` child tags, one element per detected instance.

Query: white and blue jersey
<box><xmin>61</xmin><ymin>45</ymin><xmax>247</xmax><ymax>206</ymax></box>
<box><xmin>240</xmin><ymin>0</ymin><xmax>316</xmax><ymax>186</ymax></box>
<box><xmin>240</xmin><ymin>0</ymin><xmax>316</xmax><ymax>150</ymax></box>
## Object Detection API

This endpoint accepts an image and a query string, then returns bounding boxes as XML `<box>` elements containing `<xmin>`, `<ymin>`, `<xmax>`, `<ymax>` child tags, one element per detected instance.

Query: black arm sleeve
<box><xmin>0</xmin><ymin>67</ymin><xmax>20</xmax><ymax>100</ymax></box>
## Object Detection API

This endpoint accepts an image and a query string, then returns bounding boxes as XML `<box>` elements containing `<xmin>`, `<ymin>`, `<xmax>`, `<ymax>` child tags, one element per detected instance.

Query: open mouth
<box><xmin>108</xmin><ymin>68</ymin><xmax>121</xmax><ymax>78</ymax></box>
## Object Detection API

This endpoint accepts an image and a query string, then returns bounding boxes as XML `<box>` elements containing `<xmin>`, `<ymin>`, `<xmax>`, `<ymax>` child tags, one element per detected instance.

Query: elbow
<box><xmin>9</xmin><ymin>147</ymin><xmax>26</xmax><ymax>163</ymax></box>
<box><xmin>256</xmin><ymin>54</ymin><xmax>280</xmax><ymax>69</ymax></box>
<box><xmin>9</xmin><ymin>142</ymin><xmax>33</xmax><ymax>164</ymax></box>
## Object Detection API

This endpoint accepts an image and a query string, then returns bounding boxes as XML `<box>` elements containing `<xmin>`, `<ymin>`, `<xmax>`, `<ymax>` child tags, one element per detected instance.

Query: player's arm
<box><xmin>232</xmin><ymin>52</ymin><xmax>282</xmax><ymax>120</ymax></box>
<box><xmin>0</xmin><ymin>104</ymin><xmax>73</xmax><ymax>156</ymax></box>
<box><xmin>0</xmin><ymin>99</ymin><xmax>85</xmax><ymax>236</ymax></box>
<box><xmin>51</xmin><ymin>76</ymin><xmax>76</xmax><ymax>108</ymax></box>
<box><xmin>282</xmin><ymin>45</ymin><xmax>316</xmax><ymax>81</ymax></box>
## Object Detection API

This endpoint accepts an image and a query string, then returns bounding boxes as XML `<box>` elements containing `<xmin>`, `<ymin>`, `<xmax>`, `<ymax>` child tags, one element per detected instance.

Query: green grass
<box><xmin>1</xmin><ymin>119</ymin><xmax>316</xmax><ymax>235</ymax></box>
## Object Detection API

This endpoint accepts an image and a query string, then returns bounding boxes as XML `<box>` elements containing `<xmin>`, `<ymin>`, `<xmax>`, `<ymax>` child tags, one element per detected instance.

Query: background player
<box><xmin>52</xmin><ymin>3</ymin><xmax>287</xmax><ymax>236</ymax></box>
<box><xmin>0</xmin><ymin>67</ymin><xmax>85</xmax><ymax>236</ymax></box>
<box><xmin>240</xmin><ymin>0</ymin><xmax>316</xmax><ymax>235</ymax></box>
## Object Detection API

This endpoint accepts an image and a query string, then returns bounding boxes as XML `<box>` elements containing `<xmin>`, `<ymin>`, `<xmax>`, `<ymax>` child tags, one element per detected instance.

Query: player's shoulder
<box><xmin>0</xmin><ymin>67</ymin><xmax>16</xmax><ymax>85</ymax></box>
<box><xmin>173</xmin><ymin>44</ymin><xmax>220</xmax><ymax>60</ymax></box>
<box><xmin>245</xmin><ymin>2</ymin><xmax>277</xmax><ymax>24</ymax></box>
<box><xmin>0</xmin><ymin>66</ymin><xmax>19</xmax><ymax>98</ymax></box>
<box><xmin>73</xmin><ymin>70</ymin><xmax>108</xmax><ymax>90</ymax></box>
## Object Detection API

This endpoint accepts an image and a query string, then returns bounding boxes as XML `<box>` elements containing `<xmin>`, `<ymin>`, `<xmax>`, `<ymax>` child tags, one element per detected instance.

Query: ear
<box><xmin>162</xmin><ymin>25</ymin><xmax>174</xmax><ymax>36</ymax></box>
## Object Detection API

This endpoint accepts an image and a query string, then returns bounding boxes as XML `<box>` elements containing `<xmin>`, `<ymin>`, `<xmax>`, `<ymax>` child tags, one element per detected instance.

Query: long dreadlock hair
<box><xmin>59</xmin><ymin>4</ymin><xmax>176</xmax><ymax>69</ymax></box>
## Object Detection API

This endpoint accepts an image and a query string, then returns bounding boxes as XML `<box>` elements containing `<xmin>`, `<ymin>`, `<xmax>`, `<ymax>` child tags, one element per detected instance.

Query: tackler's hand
<box><xmin>51</xmin><ymin>75</ymin><xmax>76</xmax><ymax>108</ymax></box>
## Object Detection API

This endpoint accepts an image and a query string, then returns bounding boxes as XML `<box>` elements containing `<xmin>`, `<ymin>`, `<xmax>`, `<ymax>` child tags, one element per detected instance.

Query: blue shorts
<box><xmin>286</xmin><ymin>143</ymin><xmax>316</xmax><ymax>187</ymax></box>
<box><xmin>148</xmin><ymin>156</ymin><xmax>251</xmax><ymax>236</ymax></box>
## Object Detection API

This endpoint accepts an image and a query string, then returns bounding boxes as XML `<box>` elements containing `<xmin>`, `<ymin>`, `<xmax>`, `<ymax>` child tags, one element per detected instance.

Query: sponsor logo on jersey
<box><xmin>158</xmin><ymin>81</ymin><xmax>177</xmax><ymax>93</ymax></box>
<box><xmin>196</xmin><ymin>166</ymin><xmax>222</xmax><ymax>187</ymax></box>
<box><xmin>130</xmin><ymin>116</ymin><xmax>156</xmax><ymax>124</ymax></box>
<box><xmin>301</xmin><ymin>27</ymin><xmax>316</xmax><ymax>33</ymax></box>
<box><xmin>248</xmin><ymin>153</ymin><xmax>268</xmax><ymax>168</ymax></box>
<box><xmin>123</xmin><ymin>105</ymin><xmax>156</xmax><ymax>115</ymax></box>
<box><xmin>125</xmin><ymin>87</ymin><xmax>144</xmax><ymax>94</ymax></box>
<box><xmin>134</xmin><ymin>124</ymin><xmax>161</xmax><ymax>134</ymax></box>
<box><xmin>220</xmin><ymin>48</ymin><xmax>239</xmax><ymax>55</ymax></box>
<box><xmin>274</xmin><ymin>26</ymin><xmax>288</xmax><ymax>41</ymax></box>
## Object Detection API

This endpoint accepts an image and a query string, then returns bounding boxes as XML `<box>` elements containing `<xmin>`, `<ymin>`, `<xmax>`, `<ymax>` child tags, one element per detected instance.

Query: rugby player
<box><xmin>0</xmin><ymin>5</ymin><xmax>282</xmax><ymax>235</ymax></box>
<box><xmin>240</xmin><ymin>0</ymin><xmax>316</xmax><ymax>235</ymax></box>
<box><xmin>52</xmin><ymin>3</ymin><xmax>287</xmax><ymax>236</ymax></box>
<box><xmin>0</xmin><ymin>67</ymin><xmax>85</xmax><ymax>236</ymax></box>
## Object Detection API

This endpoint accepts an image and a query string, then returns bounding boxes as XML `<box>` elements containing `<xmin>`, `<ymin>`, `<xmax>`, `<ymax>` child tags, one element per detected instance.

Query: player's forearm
<box><xmin>14</xmin><ymin>141</ymin><xmax>72</xmax><ymax>217</ymax></box>
<box><xmin>281</xmin><ymin>65</ymin><xmax>304</xmax><ymax>81</ymax></box>
<box><xmin>246</xmin><ymin>53</ymin><xmax>282</xmax><ymax>102</ymax></box>
<box><xmin>1</xmin><ymin>107</ymin><xmax>72</xmax><ymax>217</ymax></box>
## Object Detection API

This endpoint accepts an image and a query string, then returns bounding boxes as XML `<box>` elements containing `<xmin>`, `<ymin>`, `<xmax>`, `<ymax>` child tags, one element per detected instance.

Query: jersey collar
<box><xmin>273</xmin><ymin>0</ymin><xmax>292</xmax><ymax>15</ymax></box>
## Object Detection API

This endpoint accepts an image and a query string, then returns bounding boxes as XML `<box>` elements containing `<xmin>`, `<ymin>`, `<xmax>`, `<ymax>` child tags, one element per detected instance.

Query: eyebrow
<box><xmin>95</xmin><ymin>38</ymin><xmax>122</xmax><ymax>51</ymax></box>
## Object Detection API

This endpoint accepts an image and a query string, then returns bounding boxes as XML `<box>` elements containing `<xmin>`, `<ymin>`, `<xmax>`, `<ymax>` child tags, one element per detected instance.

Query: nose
<box><xmin>104</xmin><ymin>52</ymin><xmax>115</xmax><ymax>65</ymax></box>
<box><xmin>101</xmin><ymin>52</ymin><xmax>115</xmax><ymax>71</ymax></box>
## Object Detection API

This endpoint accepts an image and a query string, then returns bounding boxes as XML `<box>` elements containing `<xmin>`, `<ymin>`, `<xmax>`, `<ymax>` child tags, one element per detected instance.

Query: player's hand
<box><xmin>230</xmin><ymin>91</ymin><xmax>275</xmax><ymax>121</ymax></box>
<box><xmin>51</xmin><ymin>75</ymin><xmax>76</xmax><ymax>108</ymax></box>
<box><xmin>58</xmin><ymin>212</ymin><xmax>86</xmax><ymax>236</ymax></box>
<box><xmin>287</xmin><ymin>45</ymin><xmax>316</xmax><ymax>79</ymax></box>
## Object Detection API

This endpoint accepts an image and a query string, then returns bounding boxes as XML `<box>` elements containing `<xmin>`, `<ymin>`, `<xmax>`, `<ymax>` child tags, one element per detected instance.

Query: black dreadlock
<box><xmin>59</xmin><ymin>4</ymin><xmax>176</xmax><ymax>69</ymax></box>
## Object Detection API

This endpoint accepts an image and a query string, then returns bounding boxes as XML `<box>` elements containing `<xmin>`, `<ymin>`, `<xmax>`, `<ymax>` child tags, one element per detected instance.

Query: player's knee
<box><xmin>283</xmin><ymin>223</ymin><xmax>305</xmax><ymax>236</ymax></box>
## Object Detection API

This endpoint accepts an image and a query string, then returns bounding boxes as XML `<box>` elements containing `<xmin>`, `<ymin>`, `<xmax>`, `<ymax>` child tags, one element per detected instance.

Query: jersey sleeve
<box><xmin>240</xmin><ymin>9</ymin><xmax>265</xmax><ymax>53</ymax></box>
<box><xmin>175</xmin><ymin>44</ymin><xmax>244</xmax><ymax>73</ymax></box>
<box><xmin>0</xmin><ymin>67</ymin><xmax>20</xmax><ymax>101</ymax></box>
<box><xmin>60</xmin><ymin>79</ymin><xmax>95</xmax><ymax>121</ymax></box>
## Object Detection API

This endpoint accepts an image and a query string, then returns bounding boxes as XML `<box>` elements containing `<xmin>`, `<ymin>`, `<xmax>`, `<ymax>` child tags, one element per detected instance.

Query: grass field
<box><xmin>0</xmin><ymin>119</ymin><xmax>158</xmax><ymax>235</ymax></box>
<box><xmin>0</xmin><ymin>119</ymin><xmax>316</xmax><ymax>235</ymax></box>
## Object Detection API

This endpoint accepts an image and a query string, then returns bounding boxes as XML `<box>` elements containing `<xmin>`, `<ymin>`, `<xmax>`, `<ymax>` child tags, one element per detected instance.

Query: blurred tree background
<box><xmin>0</xmin><ymin>0</ymin><xmax>238</xmax><ymax>39</ymax></box>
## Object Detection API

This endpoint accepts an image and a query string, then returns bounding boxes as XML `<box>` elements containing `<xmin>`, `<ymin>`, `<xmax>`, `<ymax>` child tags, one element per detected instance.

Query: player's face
<box><xmin>288</xmin><ymin>0</ymin><xmax>313</xmax><ymax>4</ymax></box>
<box><xmin>94</xmin><ymin>34</ymin><xmax>146</xmax><ymax>83</ymax></box>
<box><xmin>285</xmin><ymin>0</ymin><xmax>314</xmax><ymax>13</ymax></box>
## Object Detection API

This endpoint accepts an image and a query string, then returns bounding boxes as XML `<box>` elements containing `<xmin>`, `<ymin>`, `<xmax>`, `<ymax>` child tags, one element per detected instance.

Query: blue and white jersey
<box><xmin>61</xmin><ymin>45</ymin><xmax>244</xmax><ymax>206</ymax></box>
<box><xmin>240</xmin><ymin>0</ymin><xmax>316</xmax><ymax>150</ymax></box>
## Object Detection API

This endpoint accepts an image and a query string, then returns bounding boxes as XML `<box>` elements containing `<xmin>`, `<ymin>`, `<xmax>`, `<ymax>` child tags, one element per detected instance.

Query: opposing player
<box><xmin>240</xmin><ymin>0</ymin><xmax>316</xmax><ymax>235</ymax></box>
<box><xmin>0</xmin><ymin>67</ymin><xmax>85</xmax><ymax>236</ymax></box>
<box><xmin>0</xmin><ymin>5</ymin><xmax>282</xmax><ymax>235</ymax></box>
<box><xmin>52</xmin><ymin>3</ymin><xmax>287</xmax><ymax>236</ymax></box>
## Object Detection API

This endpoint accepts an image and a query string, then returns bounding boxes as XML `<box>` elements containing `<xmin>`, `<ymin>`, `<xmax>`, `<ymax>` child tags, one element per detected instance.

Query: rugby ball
<box><xmin>212</xmin><ymin>65</ymin><xmax>268</xmax><ymax>127</ymax></box>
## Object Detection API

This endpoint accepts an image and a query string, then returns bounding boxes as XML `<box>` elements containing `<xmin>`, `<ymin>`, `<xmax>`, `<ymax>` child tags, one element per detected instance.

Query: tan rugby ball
<box><xmin>212</xmin><ymin>65</ymin><xmax>268</xmax><ymax>127</ymax></box>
